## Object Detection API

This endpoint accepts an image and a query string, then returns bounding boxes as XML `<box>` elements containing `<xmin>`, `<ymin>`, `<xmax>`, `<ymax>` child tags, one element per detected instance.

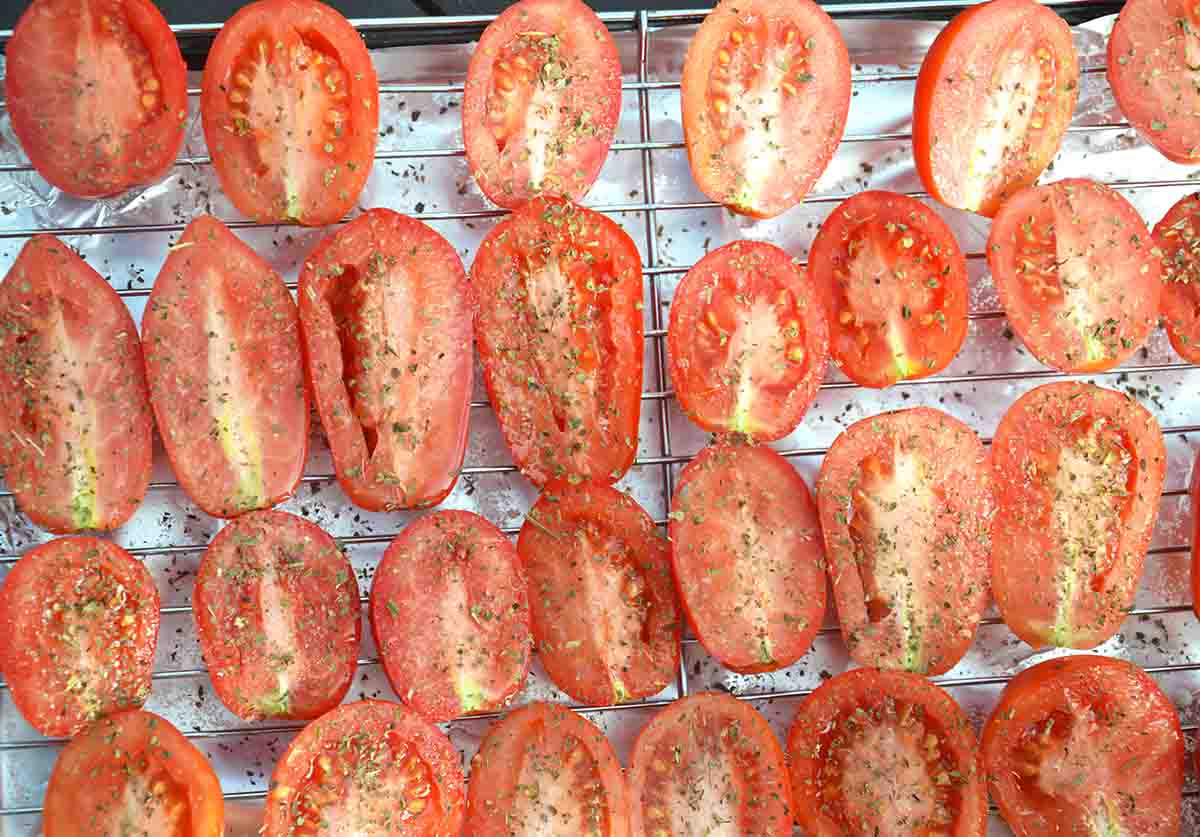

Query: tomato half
<box><xmin>913</xmin><ymin>0</ymin><xmax>1079</xmax><ymax>217</ymax></box>
<box><xmin>465</xmin><ymin>702</ymin><xmax>630</xmax><ymax>837</ymax></box>
<box><xmin>471</xmin><ymin>197</ymin><xmax>643</xmax><ymax>488</ymax></box>
<box><xmin>788</xmin><ymin>668</ymin><xmax>987</xmax><ymax>836</ymax></box>
<box><xmin>991</xmin><ymin>382</ymin><xmax>1165</xmax><ymax>649</ymax></box>
<box><xmin>517</xmin><ymin>481</ymin><xmax>681</xmax><ymax>705</ymax></box>
<box><xmin>808</xmin><ymin>191</ymin><xmax>969</xmax><ymax>388</ymax></box>
<box><xmin>670</xmin><ymin>443</ymin><xmax>825</xmax><ymax>673</ymax></box>
<box><xmin>1153</xmin><ymin>192</ymin><xmax>1200</xmax><ymax>363</ymax></box>
<box><xmin>983</xmin><ymin>655</ymin><xmax>1184</xmax><ymax>837</ymax></box>
<box><xmin>201</xmin><ymin>0</ymin><xmax>379</xmax><ymax>225</ymax></box>
<box><xmin>629</xmin><ymin>692</ymin><xmax>793</xmax><ymax>835</ymax></box>
<box><xmin>144</xmin><ymin>215</ymin><xmax>309</xmax><ymax>518</ymax></box>
<box><xmin>0</xmin><ymin>235</ymin><xmax>153</xmax><ymax>533</ymax></box>
<box><xmin>667</xmin><ymin>240</ymin><xmax>828</xmax><ymax>440</ymax></box>
<box><xmin>816</xmin><ymin>408</ymin><xmax>991</xmax><ymax>675</ymax></box>
<box><xmin>263</xmin><ymin>699</ymin><xmax>466</xmax><ymax>836</ymax></box>
<box><xmin>370</xmin><ymin>510</ymin><xmax>532</xmax><ymax>723</ymax></box>
<box><xmin>988</xmin><ymin>179</ymin><xmax>1161</xmax><ymax>373</ymax></box>
<box><xmin>299</xmin><ymin>209</ymin><xmax>473</xmax><ymax>511</ymax></box>
<box><xmin>680</xmin><ymin>0</ymin><xmax>851</xmax><ymax>218</ymax></box>
<box><xmin>462</xmin><ymin>0</ymin><xmax>621</xmax><ymax>209</ymax></box>
<box><xmin>44</xmin><ymin>709</ymin><xmax>224</xmax><ymax>837</ymax></box>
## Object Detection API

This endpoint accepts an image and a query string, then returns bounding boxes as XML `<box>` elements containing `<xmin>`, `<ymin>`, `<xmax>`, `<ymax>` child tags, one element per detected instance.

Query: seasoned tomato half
<box><xmin>299</xmin><ymin>209</ymin><xmax>473</xmax><ymax>511</ymax></box>
<box><xmin>913</xmin><ymin>0</ymin><xmax>1079</xmax><ymax>217</ymax></box>
<box><xmin>370</xmin><ymin>510</ymin><xmax>532</xmax><ymax>723</ymax></box>
<box><xmin>0</xmin><ymin>235</ymin><xmax>153</xmax><ymax>533</ymax></box>
<box><xmin>1153</xmin><ymin>192</ymin><xmax>1200</xmax><ymax>363</ymax></box>
<box><xmin>680</xmin><ymin>0</ymin><xmax>851</xmax><ymax>218</ymax></box>
<box><xmin>816</xmin><ymin>408</ymin><xmax>991</xmax><ymax>675</ymax></box>
<box><xmin>988</xmin><ymin>179</ymin><xmax>1161</xmax><ymax>372</ymax></box>
<box><xmin>518</xmin><ymin>481</ymin><xmax>681</xmax><ymax>705</ymax></box>
<box><xmin>983</xmin><ymin>655</ymin><xmax>1184</xmax><ymax>837</ymax></box>
<box><xmin>471</xmin><ymin>197</ymin><xmax>644</xmax><ymax>487</ymax></box>
<box><xmin>201</xmin><ymin>0</ymin><xmax>379</xmax><ymax>225</ymax></box>
<box><xmin>788</xmin><ymin>668</ymin><xmax>987</xmax><ymax>837</ymax></box>
<box><xmin>670</xmin><ymin>443</ymin><xmax>826</xmax><ymax>673</ymax></box>
<box><xmin>667</xmin><ymin>240</ymin><xmax>829</xmax><ymax>440</ymax></box>
<box><xmin>991</xmin><ymin>381</ymin><xmax>1165</xmax><ymax>649</ymax></box>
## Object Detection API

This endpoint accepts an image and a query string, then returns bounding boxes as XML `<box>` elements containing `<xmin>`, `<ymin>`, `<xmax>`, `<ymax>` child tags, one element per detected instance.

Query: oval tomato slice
<box><xmin>471</xmin><ymin>197</ymin><xmax>643</xmax><ymax>487</ymax></box>
<box><xmin>299</xmin><ymin>209</ymin><xmax>473</xmax><ymax>511</ymax></box>
<box><xmin>983</xmin><ymin>655</ymin><xmax>1184</xmax><ymax>837</ymax></box>
<box><xmin>816</xmin><ymin>408</ymin><xmax>991</xmax><ymax>675</ymax></box>
<box><xmin>144</xmin><ymin>215</ymin><xmax>309</xmax><ymax>518</ymax></box>
<box><xmin>913</xmin><ymin>0</ymin><xmax>1079</xmax><ymax>217</ymax></box>
<box><xmin>1152</xmin><ymin>192</ymin><xmax>1200</xmax><ymax>363</ymax></box>
<box><xmin>517</xmin><ymin>481</ymin><xmax>681</xmax><ymax>705</ymax></box>
<box><xmin>991</xmin><ymin>381</ymin><xmax>1165</xmax><ymax>649</ymax></box>
<box><xmin>201</xmin><ymin>0</ymin><xmax>379</xmax><ymax>225</ymax></box>
<box><xmin>465</xmin><ymin>702</ymin><xmax>630</xmax><ymax>837</ymax></box>
<box><xmin>0</xmin><ymin>235</ymin><xmax>153</xmax><ymax>533</ymax></box>
<box><xmin>988</xmin><ymin>179</ymin><xmax>1161</xmax><ymax>373</ymax></box>
<box><xmin>809</xmin><ymin>191</ymin><xmax>969</xmax><ymax>388</ymax></box>
<box><xmin>670</xmin><ymin>443</ymin><xmax>825</xmax><ymax>673</ymax></box>
<box><xmin>370</xmin><ymin>510</ymin><xmax>532</xmax><ymax>723</ymax></box>
<box><xmin>194</xmin><ymin>510</ymin><xmax>360</xmax><ymax>721</ymax></box>
<box><xmin>667</xmin><ymin>240</ymin><xmax>829</xmax><ymax>440</ymax></box>
<box><xmin>44</xmin><ymin>709</ymin><xmax>224</xmax><ymax>837</ymax></box>
<box><xmin>263</xmin><ymin>699</ymin><xmax>466</xmax><ymax>836</ymax></box>
<box><xmin>462</xmin><ymin>0</ymin><xmax>621</xmax><ymax>209</ymax></box>
<box><xmin>680</xmin><ymin>0</ymin><xmax>850</xmax><ymax>218</ymax></box>
<box><xmin>788</xmin><ymin>668</ymin><xmax>987</xmax><ymax>836</ymax></box>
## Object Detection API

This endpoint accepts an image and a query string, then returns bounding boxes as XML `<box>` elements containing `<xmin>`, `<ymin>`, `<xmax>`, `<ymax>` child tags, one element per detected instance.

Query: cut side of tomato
<box><xmin>0</xmin><ymin>235</ymin><xmax>153</xmax><ymax>533</ymax></box>
<box><xmin>518</xmin><ymin>481</ymin><xmax>681</xmax><ymax>705</ymax></box>
<box><xmin>983</xmin><ymin>655</ymin><xmax>1184</xmax><ymax>837</ymax></box>
<box><xmin>667</xmin><ymin>240</ymin><xmax>828</xmax><ymax>440</ymax></box>
<box><xmin>680</xmin><ymin>0</ymin><xmax>851</xmax><ymax>218</ymax></box>
<box><xmin>370</xmin><ymin>510</ymin><xmax>532</xmax><ymax>723</ymax></box>
<box><xmin>471</xmin><ymin>197</ymin><xmax>644</xmax><ymax>487</ymax></box>
<box><xmin>988</xmin><ymin>179</ymin><xmax>1161</xmax><ymax>372</ymax></box>
<box><xmin>670</xmin><ymin>443</ymin><xmax>825</xmax><ymax>673</ymax></box>
<box><xmin>1153</xmin><ymin>192</ymin><xmax>1200</xmax><ymax>363</ymax></box>
<box><xmin>788</xmin><ymin>667</ymin><xmax>988</xmax><ymax>836</ymax></box>
<box><xmin>201</xmin><ymin>0</ymin><xmax>379</xmax><ymax>225</ymax></box>
<box><xmin>991</xmin><ymin>381</ymin><xmax>1165</xmax><ymax>649</ymax></box>
<box><xmin>299</xmin><ymin>208</ymin><xmax>473</xmax><ymax>511</ymax></box>
<box><xmin>914</xmin><ymin>0</ymin><xmax>1079</xmax><ymax>217</ymax></box>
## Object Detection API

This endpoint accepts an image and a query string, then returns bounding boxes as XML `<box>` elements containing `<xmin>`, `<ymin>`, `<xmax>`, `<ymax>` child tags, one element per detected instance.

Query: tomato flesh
<box><xmin>1152</xmin><ymin>192</ymin><xmax>1200</xmax><ymax>363</ymax></box>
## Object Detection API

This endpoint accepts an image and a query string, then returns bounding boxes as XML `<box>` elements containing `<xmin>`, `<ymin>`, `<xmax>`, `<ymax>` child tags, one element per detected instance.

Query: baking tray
<box><xmin>0</xmin><ymin>1</ymin><xmax>1198</xmax><ymax>834</ymax></box>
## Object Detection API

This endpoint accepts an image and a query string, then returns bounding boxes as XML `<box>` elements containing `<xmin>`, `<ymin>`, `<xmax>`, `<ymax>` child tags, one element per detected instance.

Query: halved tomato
<box><xmin>629</xmin><ymin>692</ymin><xmax>792</xmax><ymax>835</ymax></box>
<box><xmin>669</xmin><ymin>443</ymin><xmax>825</xmax><ymax>673</ymax></box>
<box><xmin>370</xmin><ymin>510</ymin><xmax>532</xmax><ymax>723</ymax></box>
<box><xmin>201</xmin><ymin>0</ymin><xmax>379</xmax><ymax>225</ymax></box>
<box><xmin>465</xmin><ymin>702</ymin><xmax>630</xmax><ymax>837</ymax></box>
<box><xmin>988</xmin><ymin>179</ymin><xmax>1161</xmax><ymax>372</ymax></box>
<box><xmin>144</xmin><ymin>215</ymin><xmax>309</xmax><ymax>518</ymax></box>
<box><xmin>471</xmin><ymin>197</ymin><xmax>643</xmax><ymax>487</ymax></box>
<box><xmin>788</xmin><ymin>667</ymin><xmax>988</xmax><ymax>836</ymax></box>
<box><xmin>667</xmin><ymin>240</ymin><xmax>828</xmax><ymax>440</ymax></box>
<box><xmin>680</xmin><ymin>0</ymin><xmax>851</xmax><ymax>218</ymax></box>
<box><xmin>808</xmin><ymin>191</ymin><xmax>969</xmax><ymax>388</ymax></box>
<box><xmin>991</xmin><ymin>381</ymin><xmax>1165</xmax><ymax>649</ymax></box>
<box><xmin>6</xmin><ymin>0</ymin><xmax>188</xmax><ymax>198</ymax></box>
<box><xmin>462</xmin><ymin>0</ymin><xmax>621</xmax><ymax>209</ymax></box>
<box><xmin>816</xmin><ymin>408</ymin><xmax>991</xmax><ymax>675</ymax></box>
<box><xmin>1152</xmin><ymin>192</ymin><xmax>1200</xmax><ymax>363</ymax></box>
<box><xmin>299</xmin><ymin>209</ymin><xmax>473</xmax><ymax>511</ymax></box>
<box><xmin>913</xmin><ymin>0</ymin><xmax>1079</xmax><ymax>217</ymax></box>
<box><xmin>44</xmin><ymin>709</ymin><xmax>224</xmax><ymax>837</ymax></box>
<box><xmin>194</xmin><ymin>510</ymin><xmax>360</xmax><ymax>721</ymax></box>
<box><xmin>0</xmin><ymin>235</ymin><xmax>153</xmax><ymax>533</ymax></box>
<box><xmin>983</xmin><ymin>655</ymin><xmax>1184</xmax><ymax>837</ymax></box>
<box><xmin>517</xmin><ymin>481</ymin><xmax>680</xmax><ymax>705</ymax></box>
<box><xmin>263</xmin><ymin>699</ymin><xmax>466</xmax><ymax>836</ymax></box>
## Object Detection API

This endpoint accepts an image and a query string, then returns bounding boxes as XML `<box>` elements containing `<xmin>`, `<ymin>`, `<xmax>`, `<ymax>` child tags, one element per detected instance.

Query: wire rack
<box><xmin>1</xmin><ymin>1</ymin><xmax>1199</xmax><ymax>834</ymax></box>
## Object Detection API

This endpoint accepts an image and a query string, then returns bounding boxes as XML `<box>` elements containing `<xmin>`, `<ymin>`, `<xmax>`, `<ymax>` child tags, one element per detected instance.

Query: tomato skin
<box><xmin>1153</xmin><ymin>193</ymin><xmax>1200</xmax><ymax>363</ymax></box>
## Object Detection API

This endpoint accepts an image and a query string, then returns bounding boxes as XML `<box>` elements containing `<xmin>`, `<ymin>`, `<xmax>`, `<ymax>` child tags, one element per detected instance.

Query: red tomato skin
<box><xmin>0</xmin><ymin>235</ymin><xmax>153</xmax><ymax>533</ymax></box>
<box><xmin>1153</xmin><ymin>192</ymin><xmax>1200</xmax><ymax>363</ymax></box>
